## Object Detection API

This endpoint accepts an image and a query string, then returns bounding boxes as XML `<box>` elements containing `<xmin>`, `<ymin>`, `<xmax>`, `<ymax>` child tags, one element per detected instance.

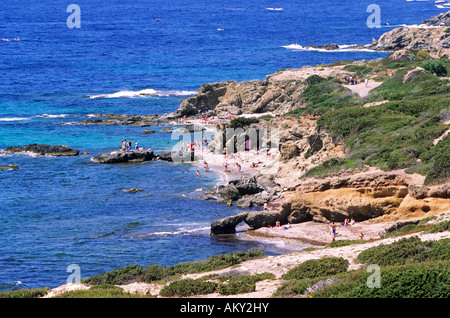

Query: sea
<box><xmin>0</xmin><ymin>0</ymin><xmax>445</xmax><ymax>291</ymax></box>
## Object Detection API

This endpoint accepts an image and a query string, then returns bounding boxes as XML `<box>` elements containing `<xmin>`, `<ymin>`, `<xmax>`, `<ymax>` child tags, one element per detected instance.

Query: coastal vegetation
<box><xmin>0</xmin><ymin>288</ymin><xmax>49</xmax><ymax>298</ymax></box>
<box><xmin>280</xmin><ymin>54</ymin><xmax>450</xmax><ymax>184</ymax></box>
<box><xmin>1</xmin><ymin>218</ymin><xmax>448</xmax><ymax>298</ymax></box>
<box><xmin>82</xmin><ymin>249</ymin><xmax>266</xmax><ymax>285</ymax></box>
<box><xmin>274</xmin><ymin>235</ymin><xmax>449</xmax><ymax>298</ymax></box>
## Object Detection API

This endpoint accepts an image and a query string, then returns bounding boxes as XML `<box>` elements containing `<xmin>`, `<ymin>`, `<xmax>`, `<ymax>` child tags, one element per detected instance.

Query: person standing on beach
<box><xmin>135</xmin><ymin>141</ymin><xmax>139</xmax><ymax>150</ymax></box>
<box><xmin>365</xmin><ymin>78</ymin><xmax>368</xmax><ymax>88</ymax></box>
<box><xmin>329</xmin><ymin>222</ymin><xmax>336</xmax><ymax>241</ymax></box>
<box><xmin>236</xmin><ymin>162</ymin><xmax>241</xmax><ymax>174</ymax></box>
<box><xmin>204</xmin><ymin>162</ymin><xmax>209</xmax><ymax>173</ymax></box>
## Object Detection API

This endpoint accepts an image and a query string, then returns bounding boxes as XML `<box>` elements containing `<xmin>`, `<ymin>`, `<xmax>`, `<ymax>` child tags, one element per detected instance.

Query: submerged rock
<box><xmin>0</xmin><ymin>164</ymin><xmax>19</xmax><ymax>170</ymax></box>
<box><xmin>124</xmin><ymin>188</ymin><xmax>144</xmax><ymax>193</ymax></box>
<box><xmin>91</xmin><ymin>149</ymin><xmax>156</xmax><ymax>163</ymax></box>
<box><xmin>5</xmin><ymin>144</ymin><xmax>79</xmax><ymax>156</ymax></box>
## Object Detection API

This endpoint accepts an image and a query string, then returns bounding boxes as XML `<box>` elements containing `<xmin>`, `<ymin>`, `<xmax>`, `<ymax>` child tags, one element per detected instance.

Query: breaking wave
<box><xmin>89</xmin><ymin>88</ymin><xmax>197</xmax><ymax>99</ymax></box>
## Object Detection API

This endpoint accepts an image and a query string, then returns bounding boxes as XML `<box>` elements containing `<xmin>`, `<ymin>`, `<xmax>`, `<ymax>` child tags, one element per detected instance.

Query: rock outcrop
<box><xmin>172</xmin><ymin>79</ymin><xmax>307</xmax><ymax>118</ymax></box>
<box><xmin>4</xmin><ymin>144</ymin><xmax>79</xmax><ymax>156</ymax></box>
<box><xmin>210</xmin><ymin>170</ymin><xmax>450</xmax><ymax>234</ymax></box>
<box><xmin>80</xmin><ymin>114</ymin><xmax>161</xmax><ymax>127</ymax></box>
<box><xmin>91</xmin><ymin>149</ymin><xmax>156</xmax><ymax>163</ymax></box>
<box><xmin>372</xmin><ymin>26</ymin><xmax>450</xmax><ymax>51</ymax></box>
<box><xmin>421</xmin><ymin>10</ymin><xmax>450</xmax><ymax>27</ymax></box>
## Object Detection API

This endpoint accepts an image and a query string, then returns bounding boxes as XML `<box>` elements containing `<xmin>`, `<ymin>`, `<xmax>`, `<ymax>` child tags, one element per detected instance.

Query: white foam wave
<box><xmin>133</xmin><ymin>226</ymin><xmax>209</xmax><ymax>238</ymax></box>
<box><xmin>282</xmin><ymin>43</ymin><xmax>382</xmax><ymax>53</ymax></box>
<box><xmin>89</xmin><ymin>88</ymin><xmax>197</xmax><ymax>99</ymax></box>
<box><xmin>0</xmin><ymin>114</ymin><xmax>70</xmax><ymax>122</ymax></box>
<box><xmin>0</xmin><ymin>150</ymin><xmax>42</xmax><ymax>158</ymax></box>
<box><xmin>266</xmin><ymin>7</ymin><xmax>283</xmax><ymax>11</ymax></box>
<box><xmin>0</xmin><ymin>117</ymin><xmax>31</xmax><ymax>122</ymax></box>
<box><xmin>382</xmin><ymin>23</ymin><xmax>446</xmax><ymax>28</ymax></box>
<box><xmin>36</xmin><ymin>114</ymin><xmax>68</xmax><ymax>118</ymax></box>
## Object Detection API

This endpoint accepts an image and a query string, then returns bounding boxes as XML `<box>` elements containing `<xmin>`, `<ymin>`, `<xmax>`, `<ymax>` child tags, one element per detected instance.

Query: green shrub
<box><xmin>229</xmin><ymin>117</ymin><xmax>259</xmax><ymax>128</ymax></box>
<box><xmin>273</xmin><ymin>278</ymin><xmax>320</xmax><ymax>297</ymax></box>
<box><xmin>422</xmin><ymin>59</ymin><xmax>448</xmax><ymax>77</ymax></box>
<box><xmin>343</xmin><ymin>65</ymin><xmax>373</xmax><ymax>77</ymax></box>
<box><xmin>357</xmin><ymin>237</ymin><xmax>450</xmax><ymax>266</ymax></box>
<box><xmin>168</xmin><ymin>249</ymin><xmax>266</xmax><ymax>276</ymax></box>
<box><xmin>328</xmin><ymin>239</ymin><xmax>366</xmax><ymax>248</ymax></box>
<box><xmin>142</xmin><ymin>264</ymin><xmax>169</xmax><ymax>282</ymax></box>
<box><xmin>82</xmin><ymin>265</ymin><xmax>144</xmax><ymax>285</ymax></box>
<box><xmin>0</xmin><ymin>288</ymin><xmax>49</xmax><ymax>298</ymax></box>
<box><xmin>427</xmin><ymin>220</ymin><xmax>450</xmax><ymax>233</ymax></box>
<box><xmin>282</xmin><ymin>257</ymin><xmax>349</xmax><ymax>280</ymax></box>
<box><xmin>55</xmin><ymin>284</ymin><xmax>151</xmax><ymax>298</ymax></box>
<box><xmin>159</xmin><ymin>279</ymin><xmax>218</xmax><ymax>297</ymax></box>
<box><xmin>313</xmin><ymin>261</ymin><xmax>450</xmax><ymax>298</ymax></box>
<box><xmin>83</xmin><ymin>249</ymin><xmax>266</xmax><ymax>285</ymax></box>
<box><xmin>304</xmin><ymin>158</ymin><xmax>365</xmax><ymax>178</ymax></box>
<box><xmin>217</xmin><ymin>273</ymin><xmax>274</xmax><ymax>295</ymax></box>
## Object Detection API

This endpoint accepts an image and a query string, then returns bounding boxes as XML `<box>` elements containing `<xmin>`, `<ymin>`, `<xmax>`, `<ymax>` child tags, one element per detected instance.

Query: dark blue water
<box><xmin>0</xmin><ymin>0</ymin><xmax>444</xmax><ymax>290</ymax></box>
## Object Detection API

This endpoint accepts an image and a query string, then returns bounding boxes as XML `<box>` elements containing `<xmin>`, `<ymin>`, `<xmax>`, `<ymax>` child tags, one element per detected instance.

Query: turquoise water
<box><xmin>0</xmin><ymin>0</ymin><xmax>444</xmax><ymax>290</ymax></box>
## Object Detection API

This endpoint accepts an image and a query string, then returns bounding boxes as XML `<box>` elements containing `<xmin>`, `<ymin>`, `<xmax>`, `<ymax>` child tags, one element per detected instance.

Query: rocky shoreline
<box><xmin>4</xmin><ymin>11</ymin><xmax>449</xmax><ymax>299</ymax></box>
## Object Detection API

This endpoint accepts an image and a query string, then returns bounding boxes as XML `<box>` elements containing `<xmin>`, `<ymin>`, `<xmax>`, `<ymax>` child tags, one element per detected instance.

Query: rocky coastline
<box><xmin>6</xmin><ymin>11</ymin><xmax>449</xmax><ymax>300</ymax></box>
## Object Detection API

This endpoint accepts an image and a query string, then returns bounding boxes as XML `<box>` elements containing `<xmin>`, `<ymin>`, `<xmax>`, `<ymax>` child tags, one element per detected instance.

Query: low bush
<box><xmin>328</xmin><ymin>239</ymin><xmax>366</xmax><ymax>248</ymax></box>
<box><xmin>273</xmin><ymin>278</ymin><xmax>320</xmax><ymax>297</ymax></box>
<box><xmin>282</xmin><ymin>257</ymin><xmax>349</xmax><ymax>280</ymax></box>
<box><xmin>422</xmin><ymin>59</ymin><xmax>448</xmax><ymax>77</ymax></box>
<box><xmin>159</xmin><ymin>279</ymin><xmax>218</xmax><ymax>297</ymax></box>
<box><xmin>55</xmin><ymin>284</ymin><xmax>152</xmax><ymax>298</ymax></box>
<box><xmin>304</xmin><ymin>158</ymin><xmax>365</xmax><ymax>178</ymax></box>
<box><xmin>82</xmin><ymin>265</ymin><xmax>144</xmax><ymax>285</ymax></box>
<box><xmin>313</xmin><ymin>261</ymin><xmax>449</xmax><ymax>298</ymax></box>
<box><xmin>0</xmin><ymin>288</ymin><xmax>49</xmax><ymax>298</ymax></box>
<box><xmin>357</xmin><ymin>236</ymin><xmax>450</xmax><ymax>266</ymax></box>
<box><xmin>229</xmin><ymin>117</ymin><xmax>259</xmax><ymax>128</ymax></box>
<box><xmin>217</xmin><ymin>273</ymin><xmax>274</xmax><ymax>295</ymax></box>
<box><xmin>427</xmin><ymin>220</ymin><xmax>450</xmax><ymax>233</ymax></box>
<box><xmin>83</xmin><ymin>249</ymin><xmax>266</xmax><ymax>285</ymax></box>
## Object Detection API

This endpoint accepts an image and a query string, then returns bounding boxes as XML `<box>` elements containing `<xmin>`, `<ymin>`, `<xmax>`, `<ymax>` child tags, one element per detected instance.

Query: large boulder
<box><xmin>5</xmin><ymin>144</ymin><xmax>79</xmax><ymax>156</ymax></box>
<box><xmin>91</xmin><ymin>149</ymin><xmax>156</xmax><ymax>163</ymax></box>
<box><xmin>217</xmin><ymin>183</ymin><xmax>241</xmax><ymax>202</ymax></box>
<box><xmin>156</xmin><ymin>150</ymin><xmax>174</xmax><ymax>162</ymax></box>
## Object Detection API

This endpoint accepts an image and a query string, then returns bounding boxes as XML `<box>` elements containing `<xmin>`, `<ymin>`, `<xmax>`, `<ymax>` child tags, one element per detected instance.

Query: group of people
<box><xmin>343</xmin><ymin>217</ymin><xmax>356</xmax><ymax>226</ymax></box>
<box><xmin>329</xmin><ymin>218</ymin><xmax>364</xmax><ymax>243</ymax></box>
<box><xmin>348</xmin><ymin>76</ymin><xmax>359</xmax><ymax>85</ymax></box>
<box><xmin>121</xmin><ymin>140</ymin><xmax>139</xmax><ymax>152</ymax></box>
<box><xmin>179</xmin><ymin>138</ymin><xmax>208</xmax><ymax>153</ymax></box>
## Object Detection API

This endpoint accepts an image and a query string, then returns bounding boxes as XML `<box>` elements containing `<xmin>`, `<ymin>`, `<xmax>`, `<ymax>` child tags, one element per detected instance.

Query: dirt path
<box><xmin>343</xmin><ymin>81</ymin><xmax>383</xmax><ymax>98</ymax></box>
